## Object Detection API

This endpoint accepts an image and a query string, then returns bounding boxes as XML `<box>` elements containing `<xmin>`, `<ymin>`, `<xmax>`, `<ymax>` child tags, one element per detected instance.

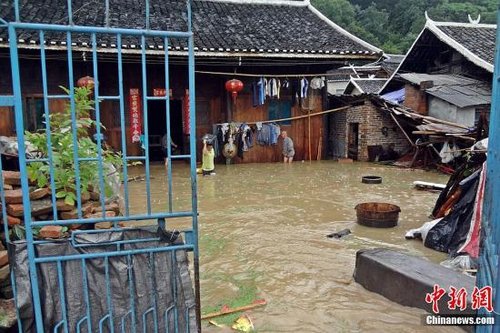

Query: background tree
<box><xmin>312</xmin><ymin>0</ymin><xmax>498</xmax><ymax>54</ymax></box>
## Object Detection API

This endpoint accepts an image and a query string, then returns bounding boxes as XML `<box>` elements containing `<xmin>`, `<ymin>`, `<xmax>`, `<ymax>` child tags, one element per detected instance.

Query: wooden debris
<box><xmin>201</xmin><ymin>299</ymin><xmax>267</xmax><ymax>320</ymax></box>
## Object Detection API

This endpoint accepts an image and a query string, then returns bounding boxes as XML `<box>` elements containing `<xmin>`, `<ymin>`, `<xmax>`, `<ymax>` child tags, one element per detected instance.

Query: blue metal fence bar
<box><xmin>126</xmin><ymin>254</ymin><xmax>137</xmax><ymax>332</ymax></box>
<box><xmin>164</xmin><ymin>305</ymin><xmax>175</xmax><ymax>333</ymax></box>
<box><xmin>149</xmin><ymin>252</ymin><xmax>159</xmax><ymax>331</ymax></box>
<box><xmin>0</xmin><ymin>149</ymin><xmax>10</xmax><ymax>242</ymax></box>
<box><xmin>8</xmin><ymin>23</ymin><xmax>45</xmax><ymax>332</ymax></box>
<box><xmin>476</xmin><ymin>9</ymin><xmax>500</xmax><ymax>333</ymax></box>
<box><xmin>187</xmin><ymin>0</ymin><xmax>201</xmax><ymax>328</ymax></box>
<box><xmin>164</xmin><ymin>37</ymin><xmax>174</xmax><ymax>212</ymax></box>
<box><xmin>104</xmin><ymin>256</ymin><xmax>115</xmax><ymax>332</ymax></box>
<box><xmin>34</xmin><ymin>244</ymin><xmax>193</xmax><ymax>263</ymax></box>
<box><xmin>124</xmin><ymin>156</ymin><xmax>147</xmax><ymax>161</ymax></box>
<box><xmin>141</xmin><ymin>35</ymin><xmax>152</xmax><ymax>215</ymax></box>
<box><xmin>0</xmin><ymin>95</ymin><xmax>15</xmax><ymax>106</ymax></box>
<box><xmin>56</xmin><ymin>261</ymin><xmax>69</xmax><ymax>333</ymax></box>
<box><xmin>81</xmin><ymin>259</ymin><xmax>92</xmax><ymax>332</ymax></box>
<box><xmin>98</xmin><ymin>95</ymin><xmax>121</xmax><ymax>100</ymax></box>
<box><xmin>116</xmin><ymin>34</ymin><xmax>131</xmax><ymax>217</ymax></box>
<box><xmin>145</xmin><ymin>0</ymin><xmax>150</xmax><ymax>30</ymax></box>
<box><xmin>9</xmin><ymin>22</ymin><xmax>192</xmax><ymax>38</ymax></box>
<box><xmin>31</xmin><ymin>211</ymin><xmax>194</xmax><ymax>226</ymax></box>
<box><xmin>47</xmin><ymin>95</ymin><xmax>71</xmax><ymax>99</ymax></box>
<box><xmin>66</xmin><ymin>0</ymin><xmax>73</xmax><ymax>25</ymax></box>
<box><xmin>9</xmin><ymin>270</ymin><xmax>22</xmax><ymax>332</ymax></box>
<box><xmin>171</xmin><ymin>155</ymin><xmax>191</xmax><ymax>160</ymax></box>
<box><xmin>105</xmin><ymin>0</ymin><xmax>110</xmax><ymax>27</ymax></box>
<box><xmin>38</xmin><ymin>30</ymin><xmax>59</xmax><ymax>235</ymax></box>
<box><xmin>146</xmin><ymin>96</ymin><xmax>169</xmax><ymax>101</ymax></box>
<box><xmin>91</xmin><ymin>33</ymin><xmax>108</xmax><ymax>218</ymax></box>
<box><xmin>120</xmin><ymin>311</ymin><xmax>132</xmax><ymax>333</ymax></box>
<box><xmin>14</xmin><ymin>0</ymin><xmax>19</xmax><ymax>22</ymax></box>
<box><xmin>66</xmin><ymin>31</ymin><xmax>84</xmax><ymax>219</ymax></box>
<box><xmin>170</xmin><ymin>250</ymin><xmax>179</xmax><ymax>333</ymax></box>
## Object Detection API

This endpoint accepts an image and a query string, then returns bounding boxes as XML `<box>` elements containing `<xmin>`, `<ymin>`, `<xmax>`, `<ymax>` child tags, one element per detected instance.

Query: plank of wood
<box><xmin>201</xmin><ymin>299</ymin><xmax>267</xmax><ymax>320</ymax></box>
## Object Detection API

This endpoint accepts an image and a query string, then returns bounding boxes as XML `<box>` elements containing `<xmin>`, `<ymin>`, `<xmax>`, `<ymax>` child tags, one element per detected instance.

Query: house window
<box><xmin>268</xmin><ymin>100</ymin><xmax>291</xmax><ymax>125</ymax></box>
<box><xmin>24</xmin><ymin>96</ymin><xmax>45</xmax><ymax>132</ymax></box>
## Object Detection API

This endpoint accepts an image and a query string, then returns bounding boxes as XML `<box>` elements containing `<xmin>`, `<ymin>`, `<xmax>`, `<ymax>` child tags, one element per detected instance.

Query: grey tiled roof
<box><xmin>354</xmin><ymin>79</ymin><xmax>387</xmax><ymax>94</ymax></box>
<box><xmin>399</xmin><ymin>73</ymin><xmax>491</xmax><ymax>108</ymax></box>
<box><xmin>437</xmin><ymin>25</ymin><xmax>496</xmax><ymax>65</ymax></box>
<box><xmin>0</xmin><ymin>0</ymin><xmax>381</xmax><ymax>57</ymax></box>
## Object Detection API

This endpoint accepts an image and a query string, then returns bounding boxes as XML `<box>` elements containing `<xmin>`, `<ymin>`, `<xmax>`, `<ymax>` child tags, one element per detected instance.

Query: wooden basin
<box><xmin>355</xmin><ymin>202</ymin><xmax>401</xmax><ymax>228</ymax></box>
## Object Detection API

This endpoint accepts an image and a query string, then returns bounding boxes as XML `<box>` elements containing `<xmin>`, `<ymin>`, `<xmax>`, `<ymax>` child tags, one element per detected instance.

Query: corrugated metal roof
<box><xmin>398</xmin><ymin>73</ymin><xmax>491</xmax><ymax>108</ymax></box>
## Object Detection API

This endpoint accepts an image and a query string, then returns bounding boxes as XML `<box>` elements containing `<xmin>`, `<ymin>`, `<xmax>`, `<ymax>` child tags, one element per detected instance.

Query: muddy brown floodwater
<box><xmin>127</xmin><ymin>161</ymin><xmax>463</xmax><ymax>333</ymax></box>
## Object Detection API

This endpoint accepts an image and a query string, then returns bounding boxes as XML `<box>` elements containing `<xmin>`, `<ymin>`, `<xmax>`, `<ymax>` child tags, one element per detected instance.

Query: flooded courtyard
<box><xmin>128</xmin><ymin>161</ymin><xmax>462</xmax><ymax>333</ymax></box>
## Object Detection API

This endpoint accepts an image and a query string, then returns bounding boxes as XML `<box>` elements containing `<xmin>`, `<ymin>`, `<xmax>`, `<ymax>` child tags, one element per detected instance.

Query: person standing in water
<box><xmin>161</xmin><ymin>133</ymin><xmax>178</xmax><ymax>167</ymax></box>
<box><xmin>202</xmin><ymin>139</ymin><xmax>216</xmax><ymax>175</ymax></box>
<box><xmin>281</xmin><ymin>130</ymin><xmax>295</xmax><ymax>163</ymax></box>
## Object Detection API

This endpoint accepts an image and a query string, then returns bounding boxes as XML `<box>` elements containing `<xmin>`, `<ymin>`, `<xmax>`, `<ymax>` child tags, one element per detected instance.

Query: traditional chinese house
<box><xmin>0</xmin><ymin>0</ymin><xmax>383</xmax><ymax>163</ymax></box>
<box><xmin>380</xmin><ymin>15</ymin><xmax>495</xmax><ymax>127</ymax></box>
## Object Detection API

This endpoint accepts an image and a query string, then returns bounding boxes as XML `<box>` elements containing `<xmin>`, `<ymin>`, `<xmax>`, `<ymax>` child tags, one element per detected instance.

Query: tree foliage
<box><xmin>312</xmin><ymin>0</ymin><xmax>498</xmax><ymax>53</ymax></box>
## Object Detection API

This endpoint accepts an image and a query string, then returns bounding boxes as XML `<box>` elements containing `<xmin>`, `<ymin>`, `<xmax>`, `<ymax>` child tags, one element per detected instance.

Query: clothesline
<box><xmin>214</xmin><ymin>106</ymin><xmax>350</xmax><ymax>126</ymax></box>
<box><xmin>195</xmin><ymin>70</ymin><xmax>331</xmax><ymax>78</ymax></box>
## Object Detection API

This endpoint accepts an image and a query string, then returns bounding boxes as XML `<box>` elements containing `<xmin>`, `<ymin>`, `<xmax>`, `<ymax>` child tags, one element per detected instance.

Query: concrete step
<box><xmin>354</xmin><ymin>248</ymin><xmax>476</xmax><ymax>316</ymax></box>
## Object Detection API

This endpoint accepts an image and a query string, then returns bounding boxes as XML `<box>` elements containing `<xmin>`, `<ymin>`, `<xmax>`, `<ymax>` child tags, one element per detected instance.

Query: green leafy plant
<box><xmin>25</xmin><ymin>86</ymin><xmax>122</xmax><ymax>206</ymax></box>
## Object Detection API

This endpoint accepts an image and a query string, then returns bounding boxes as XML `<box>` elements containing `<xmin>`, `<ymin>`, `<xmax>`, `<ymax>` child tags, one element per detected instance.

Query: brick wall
<box><xmin>330</xmin><ymin>110</ymin><xmax>347</xmax><ymax>158</ymax></box>
<box><xmin>330</xmin><ymin>99</ymin><xmax>412</xmax><ymax>161</ymax></box>
<box><xmin>403</xmin><ymin>84</ymin><xmax>428</xmax><ymax>115</ymax></box>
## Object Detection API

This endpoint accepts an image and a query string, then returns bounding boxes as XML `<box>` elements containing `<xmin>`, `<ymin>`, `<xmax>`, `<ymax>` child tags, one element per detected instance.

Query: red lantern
<box><xmin>77</xmin><ymin>76</ymin><xmax>95</xmax><ymax>89</ymax></box>
<box><xmin>225</xmin><ymin>79</ymin><xmax>244</xmax><ymax>102</ymax></box>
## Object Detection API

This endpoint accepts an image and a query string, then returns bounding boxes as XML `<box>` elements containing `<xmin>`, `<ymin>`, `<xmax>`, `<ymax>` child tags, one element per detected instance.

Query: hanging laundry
<box><xmin>251</xmin><ymin>81</ymin><xmax>259</xmax><ymax>107</ymax></box>
<box><xmin>269</xmin><ymin>78</ymin><xmax>281</xmax><ymax>99</ymax></box>
<box><xmin>270</xmin><ymin>123</ymin><xmax>281</xmax><ymax>145</ymax></box>
<box><xmin>264</xmin><ymin>78</ymin><xmax>270</xmax><ymax>98</ymax></box>
<box><xmin>290</xmin><ymin>79</ymin><xmax>300</xmax><ymax>106</ymax></box>
<box><xmin>310</xmin><ymin>76</ymin><xmax>325</xmax><ymax>90</ymax></box>
<box><xmin>300</xmin><ymin>78</ymin><xmax>309</xmax><ymax>98</ymax></box>
<box><xmin>439</xmin><ymin>141</ymin><xmax>454</xmax><ymax>164</ymax></box>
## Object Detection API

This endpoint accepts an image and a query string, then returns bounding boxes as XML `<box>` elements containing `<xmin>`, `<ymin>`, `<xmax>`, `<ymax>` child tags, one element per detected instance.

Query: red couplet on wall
<box><xmin>129</xmin><ymin>89</ymin><xmax>142</xmax><ymax>143</ymax></box>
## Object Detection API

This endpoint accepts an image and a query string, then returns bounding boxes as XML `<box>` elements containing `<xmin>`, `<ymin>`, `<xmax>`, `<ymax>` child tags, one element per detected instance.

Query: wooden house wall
<box><xmin>229</xmin><ymin>93</ymin><xmax>324</xmax><ymax>163</ymax></box>
<box><xmin>0</xmin><ymin>50</ymin><xmax>326</xmax><ymax>164</ymax></box>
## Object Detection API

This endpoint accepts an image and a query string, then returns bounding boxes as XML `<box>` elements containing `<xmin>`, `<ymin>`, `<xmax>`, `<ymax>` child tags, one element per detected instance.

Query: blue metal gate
<box><xmin>476</xmin><ymin>9</ymin><xmax>500</xmax><ymax>333</ymax></box>
<box><xmin>0</xmin><ymin>0</ymin><xmax>200</xmax><ymax>331</ymax></box>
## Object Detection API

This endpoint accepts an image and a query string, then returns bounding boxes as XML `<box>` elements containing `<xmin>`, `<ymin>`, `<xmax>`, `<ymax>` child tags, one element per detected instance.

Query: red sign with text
<box><xmin>129</xmin><ymin>89</ymin><xmax>142</xmax><ymax>143</ymax></box>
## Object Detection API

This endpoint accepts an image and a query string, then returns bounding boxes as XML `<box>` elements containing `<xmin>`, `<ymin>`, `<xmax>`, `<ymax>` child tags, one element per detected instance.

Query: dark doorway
<box><xmin>147</xmin><ymin>100</ymin><xmax>183</xmax><ymax>161</ymax></box>
<box><xmin>348</xmin><ymin>122</ymin><xmax>359</xmax><ymax>160</ymax></box>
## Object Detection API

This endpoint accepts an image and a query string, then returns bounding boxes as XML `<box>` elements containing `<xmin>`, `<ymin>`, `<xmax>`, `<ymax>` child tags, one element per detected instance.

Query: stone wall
<box><xmin>330</xmin><ymin>98</ymin><xmax>412</xmax><ymax>161</ymax></box>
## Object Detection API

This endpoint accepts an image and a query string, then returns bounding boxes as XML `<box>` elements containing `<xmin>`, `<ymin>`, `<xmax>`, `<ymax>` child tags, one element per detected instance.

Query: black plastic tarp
<box><xmin>425</xmin><ymin>171</ymin><xmax>480</xmax><ymax>255</ymax></box>
<box><xmin>10</xmin><ymin>228</ymin><xmax>197</xmax><ymax>332</ymax></box>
